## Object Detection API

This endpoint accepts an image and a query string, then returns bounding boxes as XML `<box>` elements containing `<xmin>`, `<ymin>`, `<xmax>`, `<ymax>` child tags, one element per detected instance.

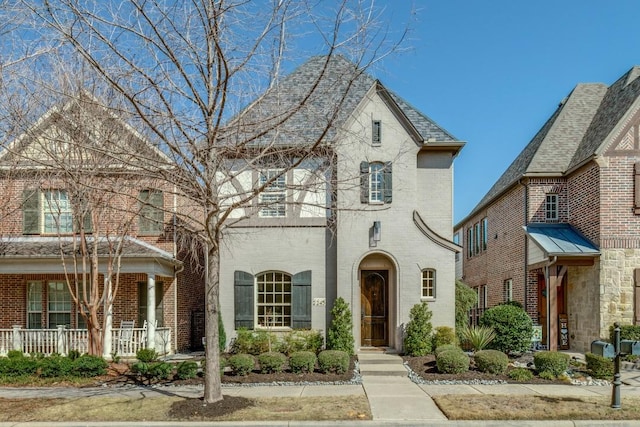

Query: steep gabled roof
<box><xmin>0</xmin><ymin>93</ymin><xmax>171</xmax><ymax>169</ymax></box>
<box><xmin>224</xmin><ymin>55</ymin><xmax>461</xmax><ymax>148</ymax></box>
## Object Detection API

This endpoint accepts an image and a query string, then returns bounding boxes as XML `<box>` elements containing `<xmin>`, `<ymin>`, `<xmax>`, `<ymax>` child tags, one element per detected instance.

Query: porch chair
<box><xmin>116</xmin><ymin>320</ymin><xmax>136</xmax><ymax>355</ymax></box>
<box><xmin>140</xmin><ymin>319</ymin><xmax>158</xmax><ymax>347</ymax></box>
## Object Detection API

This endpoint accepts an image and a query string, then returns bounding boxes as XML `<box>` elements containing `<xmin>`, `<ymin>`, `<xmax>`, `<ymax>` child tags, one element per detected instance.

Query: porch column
<box><xmin>548</xmin><ymin>265</ymin><xmax>567</xmax><ymax>351</ymax></box>
<box><xmin>102</xmin><ymin>276</ymin><xmax>113</xmax><ymax>359</ymax></box>
<box><xmin>147</xmin><ymin>275</ymin><xmax>156</xmax><ymax>350</ymax></box>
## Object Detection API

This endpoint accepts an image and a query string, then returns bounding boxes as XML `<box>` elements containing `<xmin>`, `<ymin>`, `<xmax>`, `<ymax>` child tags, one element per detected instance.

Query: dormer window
<box><xmin>545</xmin><ymin>193</ymin><xmax>558</xmax><ymax>221</ymax></box>
<box><xmin>372</xmin><ymin>120</ymin><xmax>382</xmax><ymax>146</ymax></box>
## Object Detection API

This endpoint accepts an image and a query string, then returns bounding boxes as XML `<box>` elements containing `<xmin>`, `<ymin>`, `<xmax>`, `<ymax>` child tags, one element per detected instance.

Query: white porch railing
<box><xmin>0</xmin><ymin>325</ymin><xmax>171</xmax><ymax>358</ymax></box>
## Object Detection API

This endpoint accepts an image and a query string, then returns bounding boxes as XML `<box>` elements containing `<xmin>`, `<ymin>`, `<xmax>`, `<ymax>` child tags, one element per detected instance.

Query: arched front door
<box><xmin>361</xmin><ymin>270</ymin><xmax>388</xmax><ymax>347</ymax></box>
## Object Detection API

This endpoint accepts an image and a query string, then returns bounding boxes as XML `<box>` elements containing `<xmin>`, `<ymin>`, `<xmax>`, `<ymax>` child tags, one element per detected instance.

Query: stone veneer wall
<box><xmin>567</xmin><ymin>264</ymin><xmax>601</xmax><ymax>352</ymax></box>
<box><xmin>599</xmin><ymin>248</ymin><xmax>639</xmax><ymax>334</ymax></box>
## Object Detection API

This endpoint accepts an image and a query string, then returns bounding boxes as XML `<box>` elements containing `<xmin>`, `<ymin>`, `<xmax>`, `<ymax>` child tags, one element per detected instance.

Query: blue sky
<box><xmin>374</xmin><ymin>0</ymin><xmax>640</xmax><ymax>223</ymax></box>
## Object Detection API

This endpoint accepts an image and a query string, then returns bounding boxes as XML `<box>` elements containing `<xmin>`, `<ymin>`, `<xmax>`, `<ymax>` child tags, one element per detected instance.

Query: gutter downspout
<box><xmin>545</xmin><ymin>256</ymin><xmax>558</xmax><ymax>350</ymax></box>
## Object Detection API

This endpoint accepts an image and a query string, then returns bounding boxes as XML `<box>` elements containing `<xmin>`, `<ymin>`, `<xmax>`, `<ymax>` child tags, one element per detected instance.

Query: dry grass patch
<box><xmin>0</xmin><ymin>395</ymin><xmax>370</xmax><ymax>422</ymax></box>
<box><xmin>434</xmin><ymin>394</ymin><xmax>640</xmax><ymax>420</ymax></box>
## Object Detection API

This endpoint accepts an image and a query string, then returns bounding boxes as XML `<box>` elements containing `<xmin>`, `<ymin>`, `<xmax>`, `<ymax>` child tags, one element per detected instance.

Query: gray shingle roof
<box><xmin>224</xmin><ymin>55</ymin><xmax>459</xmax><ymax>147</ymax></box>
<box><xmin>461</xmin><ymin>67</ymin><xmax>640</xmax><ymax>224</ymax></box>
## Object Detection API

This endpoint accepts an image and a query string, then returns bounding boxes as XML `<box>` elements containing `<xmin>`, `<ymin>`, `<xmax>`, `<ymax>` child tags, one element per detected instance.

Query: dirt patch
<box><xmin>168</xmin><ymin>396</ymin><xmax>254</xmax><ymax>420</ymax></box>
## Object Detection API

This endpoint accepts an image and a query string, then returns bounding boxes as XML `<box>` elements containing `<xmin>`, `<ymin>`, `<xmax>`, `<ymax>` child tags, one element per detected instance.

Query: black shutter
<box><xmin>291</xmin><ymin>270</ymin><xmax>312</xmax><ymax>329</ymax></box>
<box><xmin>234</xmin><ymin>271</ymin><xmax>254</xmax><ymax>329</ymax></box>
<box><xmin>22</xmin><ymin>189</ymin><xmax>40</xmax><ymax>235</ymax></box>
<box><xmin>360</xmin><ymin>161</ymin><xmax>369</xmax><ymax>203</ymax></box>
<box><xmin>383</xmin><ymin>161</ymin><xmax>392</xmax><ymax>203</ymax></box>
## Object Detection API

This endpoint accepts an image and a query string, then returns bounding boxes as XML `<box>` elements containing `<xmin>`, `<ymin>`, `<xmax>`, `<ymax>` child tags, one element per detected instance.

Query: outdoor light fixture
<box><xmin>373</xmin><ymin>221</ymin><xmax>381</xmax><ymax>241</ymax></box>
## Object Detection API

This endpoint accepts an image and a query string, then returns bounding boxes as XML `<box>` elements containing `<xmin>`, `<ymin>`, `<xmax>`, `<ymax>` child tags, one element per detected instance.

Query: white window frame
<box><xmin>504</xmin><ymin>279</ymin><xmax>513</xmax><ymax>302</ymax></box>
<box><xmin>478</xmin><ymin>285</ymin><xmax>488</xmax><ymax>309</ymax></box>
<box><xmin>48</xmin><ymin>281</ymin><xmax>72</xmax><ymax>328</ymax></box>
<box><xmin>369</xmin><ymin>162</ymin><xmax>384</xmax><ymax>204</ymax></box>
<box><xmin>259</xmin><ymin>170</ymin><xmax>287</xmax><ymax>217</ymax></box>
<box><xmin>545</xmin><ymin>193</ymin><xmax>558</xmax><ymax>221</ymax></box>
<box><xmin>421</xmin><ymin>269</ymin><xmax>436</xmax><ymax>299</ymax></box>
<box><xmin>255</xmin><ymin>271</ymin><xmax>292</xmax><ymax>328</ymax></box>
<box><xmin>27</xmin><ymin>281</ymin><xmax>43</xmax><ymax>329</ymax></box>
<box><xmin>43</xmin><ymin>190</ymin><xmax>73</xmax><ymax>234</ymax></box>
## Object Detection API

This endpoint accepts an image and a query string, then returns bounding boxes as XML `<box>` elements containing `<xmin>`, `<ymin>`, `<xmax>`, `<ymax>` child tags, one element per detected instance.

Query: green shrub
<box><xmin>455</xmin><ymin>280</ymin><xmax>477</xmax><ymax>334</ymax></box>
<box><xmin>538</xmin><ymin>370</ymin><xmax>556</xmax><ymax>380</ymax></box>
<box><xmin>258</xmin><ymin>352</ymin><xmax>287</xmax><ymax>374</ymax></box>
<box><xmin>432</xmin><ymin>326</ymin><xmax>456</xmax><ymax>349</ymax></box>
<box><xmin>480</xmin><ymin>304</ymin><xmax>533</xmax><ymax>354</ymax></box>
<box><xmin>37</xmin><ymin>355</ymin><xmax>74</xmax><ymax>378</ymax></box>
<box><xmin>459</xmin><ymin>325</ymin><xmax>495</xmax><ymax>352</ymax></box>
<box><xmin>176</xmin><ymin>361</ymin><xmax>199</xmax><ymax>380</ymax></box>
<box><xmin>436</xmin><ymin>349</ymin><xmax>470</xmax><ymax>374</ymax></box>
<box><xmin>148</xmin><ymin>362</ymin><xmax>173</xmax><ymax>380</ymax></box>
<box><xmin>289</xmin><ymin>351</ymin><xmax>317</xmax><ymax>373</ymax></box>
<box><xmin>0</xmin><ymin>356</ymin><xmax>37</xmax><ymax>377</ymax></box>
<box><xmin>508</xmin><ymin>367</ymin><xmax>534</xmax><ymax>381</ymax></box>
<box><xmin>326</xmin><ymin>298</ymin><xmax>354</xmax><ymax>355</ymax></box>
<box><xmin>231</xmin><ymin>329</ymin><xmax>274</xmax><ymax>355</ymax></box>
<box><xmin>474</xmin><ymin>350</ymin><xmax>508</xmax><ymax>374</ymax></box>
<box><xmin>403</xmin><ymin>302</ymin><xmax>433</xmax><ymax>356</ymax></box>
<box><xmin>136</xmin><ymin>348</ymin><xmax>159</xmax><ymax>363</ymax></box>
<box><xmin>318</xmin><ymin>350</ymin><xmax>349</xmax><ymax>374</ymax></box>
<box><xmin>434</xmin><ymin>344</ymin><xmax>462</xmax><ymax>357</ymax></box>
<box><xmin>280</xmin><ymin>330</ymin><xmax>324</xmax><ymax>355</ymax></box>
<box><xmin>228</xmin><ymin>354</ymin><xmax>255</xmax><ymax>376</ymax></box>
<box><xmin>6</xmin><ymin>350</ymin><xmax>24</xmax><ymax>359</ymax></box>
<box><xmin>533</xmin><ymin>351</ymin><xmax>570</xmax><ymax>378</ymax></box>
<box><xmin>67</xmin><ymin>350</ymin><xmax>81</xmax><ymax>361</ymax></box>
<box><xmin>72</xmin><ymin>355</ymin><xmax>108</xmax><ymax>377</ymax></box>
<box><xmin>609</xmin><ymin>324</ymin><xmax>640</xmax><ymax>342</ymax></box>
<box><xmin>585</xmin><ymin>352</ymin><xmax>614</xmax><ymax>380</ymax></box>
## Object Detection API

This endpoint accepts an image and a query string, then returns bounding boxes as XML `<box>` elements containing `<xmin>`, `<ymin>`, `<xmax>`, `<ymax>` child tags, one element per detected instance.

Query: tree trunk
<box><xmin>203</xmin><ymin>245</ymin><xmax>222</xmax><ymax>403</ymax></box>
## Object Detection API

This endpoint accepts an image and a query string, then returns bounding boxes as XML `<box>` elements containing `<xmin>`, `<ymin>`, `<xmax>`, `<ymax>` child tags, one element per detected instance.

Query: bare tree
<box><xmin>19</xmin><ymin>0</ymin><xmax>407</xmax><ymax>403</ymax></box>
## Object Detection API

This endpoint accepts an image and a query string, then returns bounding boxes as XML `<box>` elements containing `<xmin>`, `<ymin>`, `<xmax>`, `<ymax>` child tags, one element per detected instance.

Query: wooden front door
<box><xmin>361</xmin><ymin>270</ymin><xmax>388</xmax><ymax>347</ymax></box>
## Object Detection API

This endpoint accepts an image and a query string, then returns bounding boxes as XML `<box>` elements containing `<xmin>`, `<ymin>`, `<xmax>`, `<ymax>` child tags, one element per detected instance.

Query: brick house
<box><xmin>0</xmin><ymin>96</ymin><xmax>204</xmax><ymax>356</ymax></box>
<box><xmin>455</xmin><ymin>66</ymin><xmax>640</xmax><ymax>352</ymax></box>
<box><xmin>219</xmin><ymin>56</ymin><xmax>463</xmax><ymax>352</ymax></box>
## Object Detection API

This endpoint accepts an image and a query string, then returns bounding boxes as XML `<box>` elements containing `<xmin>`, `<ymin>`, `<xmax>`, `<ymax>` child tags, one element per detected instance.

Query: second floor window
<box><xmin>545</xmin><ymin>193</ymin><xmax>558</xmax><ymax>221</ymax></box>
<box><xmin>139</xmin><ymin>190</ymin><xmax>164</xmax><ymax>234</ymax></box>
<box><xmin>360</xmin><ymin>161</ymin><xmax>392</xmax><ymax>204</ymax></box>
<box><xmin>23</xmin><ymin>189</ymin><xmax>78</xmax><ymax>235</ymax></box>
<box><xmin>259</xmin><ymin>170</ymin><xmax>286</xmax><ymax>217</ymax></box>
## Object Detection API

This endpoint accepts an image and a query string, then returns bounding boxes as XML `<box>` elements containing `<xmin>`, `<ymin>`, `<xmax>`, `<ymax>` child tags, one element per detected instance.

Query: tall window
<box><xmin>138</xmin><ymin>281</ymin><xmax>164</xmax><ymax>327</ymax></box>
<box><xmin>256</xmin><ymin>271</ymin><xmax>292</xmax><ymax>327</ymax></box>
<box><xmin>482</xmin><ymin>217</ymin><xmax>488</xmax><ymax>250</ymax></box>
<box><xmin>369</xmin><ymin>162</ymin><xmax>384</xmax><ymax>203</ymax></box>
<box><xmin>259</xmin><ymin>170</ymin><xmax>286</xmax><ymax>217</ymax></box>
<box><xmin>48</xmin><ymin>281</ymin><xmax>71</xmax><ymax>327</ymax></box>
<box><xmin>43</xmin><ymin>190</ymin><xmax>73</xmax><ymax>234</ymax></box>
<box><xmin>478</xmin><ymin>285</ymin><xmax>487</xmax><ymax>309</ymax></box>
<box><xmin>504</xmin><ymin>279</ymin><xmax>513</xmax><ymax>302</ymax></box>
<box><xmin>372</xmin><ymin>120</ymin><xmax>382</xmax><ymax>145</ymax></box>
<box><xmin>139</xmin><ymin>190</ymin><xmax>164</xmax><ymax>234</ymax></box>
<box><xmin>421</xmin><ymin>269</ymin><xmax>436</xmax><ymax>299</ymax></box>
<box><xmin>27</xmin><ymin>281</ymin><xmax>43</xmax><ymax>329</ymax></box>
<box><xmin>545</xmin><ymin>193</ymin><xmax>558</xmax><ymax>221</ymax></box>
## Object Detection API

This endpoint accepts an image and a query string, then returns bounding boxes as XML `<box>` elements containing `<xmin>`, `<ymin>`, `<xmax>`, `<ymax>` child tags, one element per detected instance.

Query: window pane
<box><xmin>259</xmin><ymin>170</ymin><xmax>286</xmax><ymax>217</ymax></box>
<box><xmin>369</xmin><ymin>163</ymin><xmax>384</xmax><ymax>203</ymax></box>
<box><xmin>43</xmin><ymin>190</ymin><xmax>73</xmax><ymax>233</ymax></box>
<box><xmin>256</xmin><ymin>271</ymin><xmax>292</xmax><ymax>327</ymax></box>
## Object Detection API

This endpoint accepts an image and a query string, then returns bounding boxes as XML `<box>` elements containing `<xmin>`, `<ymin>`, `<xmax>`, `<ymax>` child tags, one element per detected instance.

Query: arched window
<box><xmin>256</xmin><ymin>271</ymin><xmax>292</xmax><ymax>327</ymax></box>
<box><xmin>421</xmin><ymin>269</ymin><xmax>436</xmax><ymax>299</ymax></box>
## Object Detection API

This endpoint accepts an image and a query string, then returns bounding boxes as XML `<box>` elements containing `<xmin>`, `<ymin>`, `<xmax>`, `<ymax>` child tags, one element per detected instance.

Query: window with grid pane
<box><xmin>139</xmin><ymin>190</ymin><xmax>164</xmax><ymax>234</ymax></box>
<box><xmin>27</xmin><ymin>281</ymin><xmax>43</xmax><ymax>329</ymax></box>
<box><xmin>43</xmin><ymin>190</ymin><xmax>73</xmax><ymax>234</ymax></box>
<box><xmin>256</xmin><ymin>271</ymin><xmax>291</xmax><ymax>327</ymax></box>
<box><xmin>369</xmin><ymin>162</ymin><xmax>384</xmax><ymax>203</ymax></box>
<box><xmin>421</xmin><ymin>269</ymin><xmax>436</xmax><ymax>299</ymax></box>
<box><xmin>48</xmin><ymin>281</ymin><xmax>71</xmax><ymax>327</ymax></box>
<box><xmin>259</xmin><ymin>170</ymin><xmax>286</xmax><ymax>217</ymax></box>
<box><xmin>545</xmin><ymin>194</ymin><xmax>558</xmax><ymax>221</ymax></box>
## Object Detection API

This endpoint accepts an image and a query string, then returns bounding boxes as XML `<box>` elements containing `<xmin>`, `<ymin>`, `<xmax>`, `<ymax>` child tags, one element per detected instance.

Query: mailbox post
<box><xmin>611</xmin><ymin>322</ymin><xmax>621</xmax><ymax>409</ymax></box>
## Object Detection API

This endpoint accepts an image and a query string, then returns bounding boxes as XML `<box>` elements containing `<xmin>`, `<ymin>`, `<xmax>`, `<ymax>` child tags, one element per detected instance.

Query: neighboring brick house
<box><xmin>0</xmin><ymin>96</ymin><xmax>204</xmax><ymax>356</ymax></box>
<box><xmin>219</xmin><ymin>56</ymin><xmax>463</xmax><ymax>352</ymax></box>
<box><xmin>455</xmin><ymin>66</ymin><xmax>640</xmax><ymax>352</ymax></box>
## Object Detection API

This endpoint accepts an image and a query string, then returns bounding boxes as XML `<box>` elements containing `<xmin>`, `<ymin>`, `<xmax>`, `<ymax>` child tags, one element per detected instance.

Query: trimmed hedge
<box><xmin>403</xmin><ymin>303</ymin><xmax>433</xmax><ymax>356</ymax></box>
<box><xmin>436</xmin><ymin>349</ymin><xmax>470</xmax><ymax>374</ymax></box>
<box><xmin>609</xmin><ymin>324</ymin><xmax>640</xmax><ymax>342</ymax></box>
<box><xmin>434</xmin><ymin>344</ymin><xmax>462</xmax><ymax>357</ymax></box>
<box><xmin>480</xmin><ymin>304</ymin><xmax>533</xmax><ymax>354</ymax></box>
<box><xmin>318</xmin><ymin>350</ymin><xmax>349</xmax><ymax>374</ymax></box>
<box><xmin>474</xmin><ymin>350</ymin><xmax>508</xmax><ymax>374</ymax></box>
<box><xmin>585</xmin><ymin>352</ymin><xmax>614</xmax><ymax>380</ymax></box>
<box><xmin>258</xmin><ymin>352</ymin><xmax>287</xmax><ymax>374</ymax></box>
<box><xmin>228</xmin><ymin>354</ymin><xmax>256</xmax><ymax>376</ymax></box>
<box><xmin>533</xmin><ymin>351</ymin><xmax>570</xmax><ymax>378</ymax></box>
<box><xmin>289</xmin><ymin>351</ymin><xmax>317</xmax><ymax>374</ymax></box>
